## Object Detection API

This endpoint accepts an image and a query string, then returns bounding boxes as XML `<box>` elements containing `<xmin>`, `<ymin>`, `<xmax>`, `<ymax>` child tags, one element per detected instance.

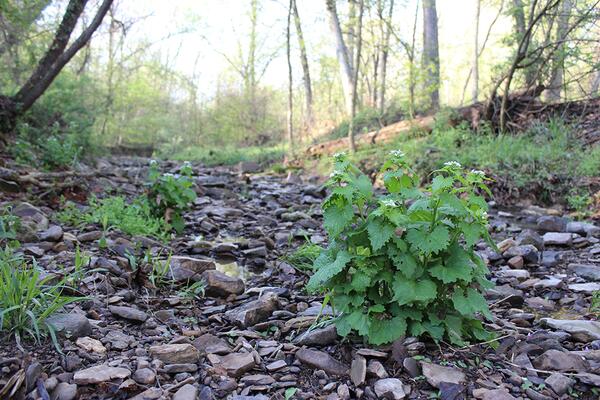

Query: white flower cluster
<box><xmin>444</xmin><ymin>161</ymin><xmax>462</xmax><ymax>168</ymax></box>
<box><xmin>164</xmin><ymin>173</ymin><xmax>174</xmax><ymax>177</ymax></box>
<box><xmin>330</xmin><ymin>170</ymin><xmax>344</xmax><ymax>179</ymax></box>
<box><xmin>183</xmin><ymin>161</ymin><xmax>192</xmax><ymax>167</ymax></box>
<box><xmin>333</xmin><ymin>152</ymin><xmax>347</xmax><ymax>162</ymax></box>
<box><xmin>149</xmin><ymin>159</ymin><xmax>158</xmax><ymax>165</ymax></box>
<box><xmin>470</xmin><ymin>169</ymin><xmax>485</xmax><ymax>176</ymax></box>
<box><xmin>381</xmin><ymin>199</ymin><xmax>397</xmax><ymax>207</ymax></box>
<box><xmin>389</xmin><ymin>150</ymin><xmax>405</xmax><ymax>158</ymax></box>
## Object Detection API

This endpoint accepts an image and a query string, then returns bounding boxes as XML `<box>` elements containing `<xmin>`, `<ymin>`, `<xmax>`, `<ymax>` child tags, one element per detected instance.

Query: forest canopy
<box><xmin>1</xmin><ymin>0</ymin><xmax>599</xmax><ymax>161</ymax></box>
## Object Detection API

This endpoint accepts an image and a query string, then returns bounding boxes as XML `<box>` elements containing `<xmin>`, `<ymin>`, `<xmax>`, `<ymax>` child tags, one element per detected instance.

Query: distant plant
<box><xmin>590</xmin><ymin>291</ymin><xmax>600</xmax><ymax>318</ymax></box>
<box><xmin>0</xmin><ymin>248</ymin><xmax>83</xmax><ymax>349</ymax></box>
<box><xmin>57</xmin><ymin>196</ymin><xmax>169</xmax><ymax>239</ymax></box>
<box><xmin>145</xmin><ymin>250</ymin><xmax>173</xmax><ymax>287</ymax></box>
<box><xmin>567</xmin><ymin>189</ymin><xmax>592</xmax><ymax>219</ymax></box>
<box><xmin>146</xmin><ymin>161</ymin><xmax>197</xmax><ymax>234</ymax></box>
<box><xmin>307</xmin><ymin>152</ymin><xmax>495</xmax><ymax>345</ymax></box>
<box><xmin>178</xmin><ymin>279</ymin><xmax>207</xmax><ymax>300</ymax></box>
<box><xmin>0</xmin><ymin>208</ymin><xmax>20</xmax><ymax>242</ymax></box>
<box><xmin>282</xmin><ymin>240</ymin><xmax>321</xmax><ymax>271</ymax></box>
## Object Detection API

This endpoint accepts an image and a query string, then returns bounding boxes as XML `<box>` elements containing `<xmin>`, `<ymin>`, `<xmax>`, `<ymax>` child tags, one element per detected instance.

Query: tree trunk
<box><xmin>247</xmin><ymin>0</ymin><xmax>258</xmax><ymax>134</ymax></box>
<box><xmin>547</xmin><ymin>0</ymin><xmax>572</xmax><ymax>102</ymax></box>
<box><xmin>326</xmin><ymin>0</ymin><xmax>354</xmax><ymax>116</ymax></box>
<box><xmin>286</xmin><ymin>0</ymin><xmax>294</xmax><ymax>152</ymax></box>
<box><xmin>291</xmin><ymin>0</ymin><xmax>313</xmax><ymax>132</ymax></box>
<box><xmin>347</xmin><ymin>0</ymin><xmax>356</xmax><ymax>72</ymax></box>
<box><xmin>408</xmin><ymin>0</ymin><xmax>419</xmax><ymax>118</ymax></box>
<box><xmin>1</xmin><ymin>0</ymin><xmax>113</xmax><ymax>132</ymax></box>
<box><xmin>377</xmin><ymin>0</ymin><xmax>394</xmax><ymax>114</ymax></box>
<box><xmin>472</xmin><ymin>0</ymin><xmax>481</xmax><ymax>103</ymax></box>
<box><xmin>347</xmin><ymin>0</ymin><xmax>364</xmax><ymax>153</ymax></box>
<box><xmin>422</xmin><ymin>0</ymin><xmax>440</xmax><ymax>111</ymax></box>
<box><xmin>512</xmin><ymin>0</ymin><xmax>536</xmax><ymax>86</ymax></box>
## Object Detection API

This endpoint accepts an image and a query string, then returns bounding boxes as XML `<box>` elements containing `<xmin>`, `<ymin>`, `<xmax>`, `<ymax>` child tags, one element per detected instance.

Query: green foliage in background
<box><xmin>307</xmin><ymin>152</ymin><xmax>495</xmax><ymax>345</ymax></box>
<box><xmin>146</xmin><ymin>161</ymin><xmax>197</xmax><ymax>233</ymax></box>
<box><xmin>0</xmin><ymin>247</ymin><xmax>82</xmax><ymax>348</ymax></box>
<box><xmin>327</xmin><ymin>116</ymin><xmax>600</xmax><ymax>205</ymax></box>
<box><xmin>168</xmin><ymin>144</ymin><xmax>286</xmax><ymax>166</ymax></box>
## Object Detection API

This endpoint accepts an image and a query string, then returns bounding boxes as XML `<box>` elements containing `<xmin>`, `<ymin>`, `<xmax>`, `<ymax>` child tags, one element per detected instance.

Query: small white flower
<box><xmin>381</xmin><ymin>199</ymin><xmax>397</xmax><ymax>207</ymax></box>
<box><xmin>444</xmin><ymin>161</ymin><xmax>462</xmax><ymax>168</ymax></box>
<box><xmin>164</xmin><ymin>173</ymin><xmax>174</xmax><ymax>177</ymax></box>
<box><xmin>149</xmin><ymin>159</ymin><xmax>158</xmax><ymax>165</ymax></box>
<box><xmin>389</xmin><ymin>150</ymin><xmax>405</xmax><ymax>158</ymax></box>
<box><xmin>329</xmin><ymin>170</ymin><xmax>344</xmax><ymax>179</ymax></box>
<box><xmin>470</xmin><ymin>169</ymin><xmax>485</xmax><ymax>176</ymax></box>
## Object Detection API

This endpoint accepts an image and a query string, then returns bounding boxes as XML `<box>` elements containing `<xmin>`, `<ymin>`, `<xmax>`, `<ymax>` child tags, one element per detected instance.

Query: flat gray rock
<box><xmin>295</xmin><ymin>348</ymin><xmax>348</xmax><ymax>376</ymax></box>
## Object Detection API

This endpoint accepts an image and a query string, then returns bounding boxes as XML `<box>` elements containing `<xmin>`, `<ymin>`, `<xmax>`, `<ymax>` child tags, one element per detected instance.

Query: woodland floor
<box><xmin>0</xmin><ymin>156</ymin><xmax>599</xmax><ymax>400</ymax></box>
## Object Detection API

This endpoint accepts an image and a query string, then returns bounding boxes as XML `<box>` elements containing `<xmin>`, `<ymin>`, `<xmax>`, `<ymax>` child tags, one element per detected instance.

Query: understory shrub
<box><xmin>307</xmin><ymin>152</ymin><xmax>495</xmax><ymax>345</ymax></box>
<box><xmin>146</xmin><ymin>161</ymin><xmax>197</xmax><ymax>233</ymax></box>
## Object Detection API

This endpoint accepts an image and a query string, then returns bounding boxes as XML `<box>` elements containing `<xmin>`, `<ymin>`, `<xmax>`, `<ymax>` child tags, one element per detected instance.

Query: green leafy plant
<box><xmin>0</xmin><ymin>248</ymin><xmax>82</xmax><ymax>349</ymax></box>
<box><xmin>146</xmin><ymin>161</ymin><xmax>197</xmax><ymax>233</ymax></box>
<box><xmin>57</xmin><ymin>196</ymin><xmax>170</xmax><ymax>239</ymax></box>
<box><xmin>307</xmin><ymin>152</ymin><xmax>495</xmax><ymax>345</ymax></box>
<box><xmin>0</xmin><ymin>208</ymin><xmax>20</xmax><ymax>241</ymax></box>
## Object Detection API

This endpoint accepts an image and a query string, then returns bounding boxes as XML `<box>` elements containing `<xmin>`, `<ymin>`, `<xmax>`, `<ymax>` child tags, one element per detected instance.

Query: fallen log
<box><xmin>306</xmin><ymin>115</ymin><xmax>436</xmax><ymax>157</ymax></box>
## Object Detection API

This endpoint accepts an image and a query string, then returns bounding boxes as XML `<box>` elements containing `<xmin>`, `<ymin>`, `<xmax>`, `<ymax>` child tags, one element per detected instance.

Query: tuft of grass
<box><xmin>281</xmin><ymin>240</ymin><xmax>321</xmax><ymax>271</ymax></box>
<box><xmin>0</xmin><ymin>248</ymin><xmax>82</xmax><ymax>349</ymax></box>
<box><xmin>178</xmin><ymin>279</ymin><xmax>207</xmax><ymax>300</ymax></box>
<box><xmin>167</xmin><ymin>144</ymin><xmax>286</xmax><ymax>166</ymax></box>
<box><xmin>57</xmin><ymin>196</ymin><xmax>170</xmax><ymax>239</ymax></box>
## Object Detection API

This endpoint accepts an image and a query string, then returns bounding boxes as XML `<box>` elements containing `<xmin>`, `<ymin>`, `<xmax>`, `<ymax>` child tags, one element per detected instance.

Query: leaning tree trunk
<box><xmin>325</xmin><ymin>0</ymin><xmax>355</xmax><ymax>116</ymax></box>
<box><xmin>0</xmin><ymin>0</ymin><xmax>113</xmax><ymax>133</ymax></box>
<box><xmin>422</xmin><ymin>0</ymin><xmax>440</xmax><ymax>111</ymax></box>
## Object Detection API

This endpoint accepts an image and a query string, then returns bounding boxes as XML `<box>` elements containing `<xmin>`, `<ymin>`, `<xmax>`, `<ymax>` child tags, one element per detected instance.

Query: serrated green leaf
<box><xmin>392</xmin><ymin>276</ymin><xmax>437</xmax><ymax>305</ymax></box>
<box><xmin>349</xmin><ymin>174</ymin><xmax>373</xmax><ymax>198</ymax></box>
<box><xmin>368</xmin><ymin>316</ymin><xmax>406</xmax><ymax>345</ymax></box>
<box><xmin>346</xmin><ymin>310</ymin><xmax>370</xmax><ymax>336</ymax></box>
<box><xmin>429</xmin><ymin>244</ymin><xmax>473</xmax><ymax>283</ymax></box>
<box><xmin>431</xmin><ymin>175</ymin><xmax>454</xmax><ymax>192</ymax></box>
<box><xmin>306</xmin><ymin>250</ymin><xmax>352</xmax><ymax>293</ymax></box>
<box><xmin>367</xmin><ymin>218</ymin><xmax>395</xmax><ymax>251</ymax></box>
<box><xmin>460</xmin><ymin>222</ymin><xmax>481</xmax><ymax>247</ymax></box>
<box><xmin>323</xmin><ymin>199</ymin><xmax>354</xmax><ymax>237</ymax></box>
<box><xmin>350</xmin><ymin>270</ymin><xmax>371</xmax><ymax>292</ymax></box>
<box><xmin>331</xmin><ymin>185</ymin><xmax>355</xmax><ymax>203</ymax></box>
<box><xmin>452</xmin><ymin>288</ymin><xmax>492</xmax><ymax>319</ymax></box>
<box><xmin>406</xmin><ymin>225</ymin><xmax>450</xmax><ymax>255</ymax></box>
<box><xmin>388</xmin><ymin>247</ymin><xmax>419</xmax><ymax>278</ymax></box>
